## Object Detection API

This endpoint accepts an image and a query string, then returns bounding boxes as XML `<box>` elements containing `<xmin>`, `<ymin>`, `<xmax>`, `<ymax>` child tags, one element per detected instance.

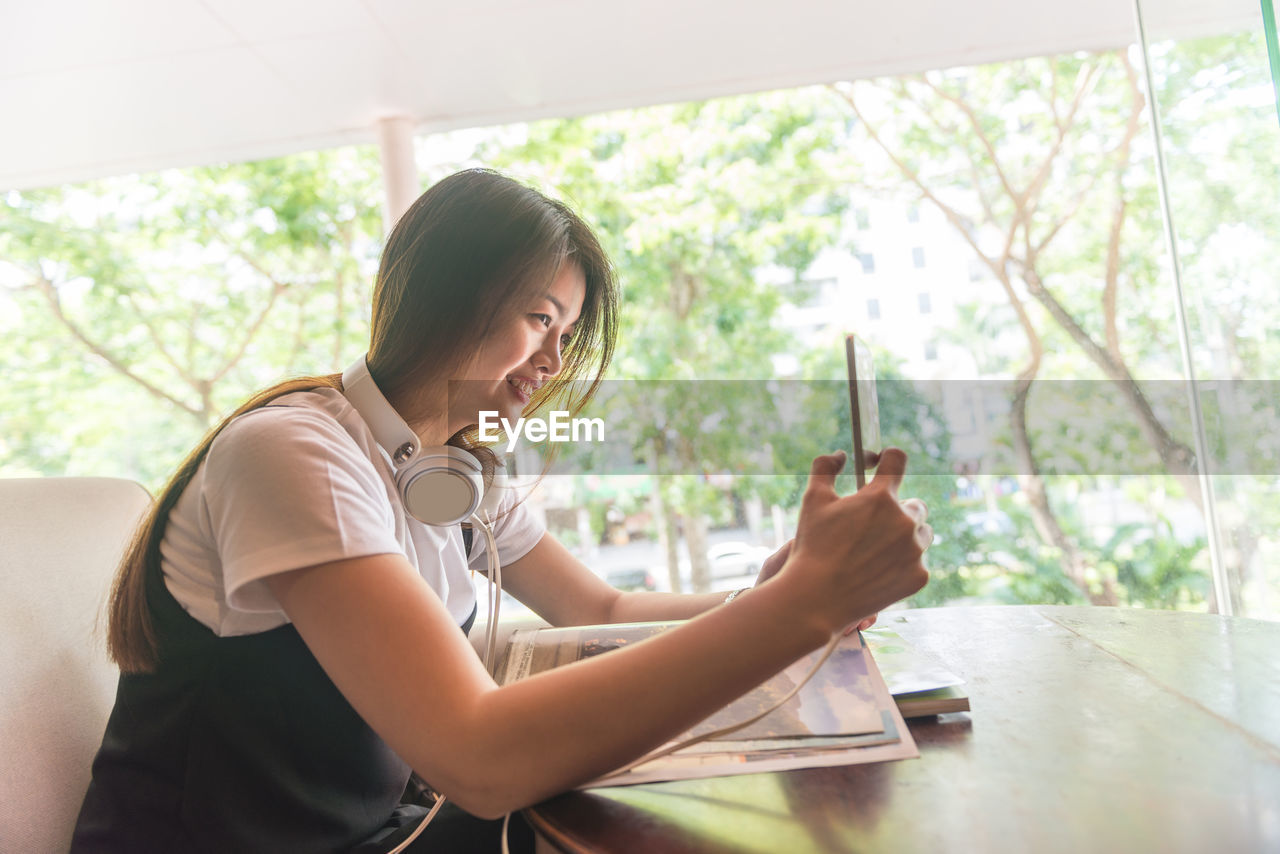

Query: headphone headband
<box><xmin>341</xmin><ymin>355</ymin><xmax>485</xmax><ymax>526</ymax></box>
<box><xmin>341</xmin><ymin>356</ymin><xmax>420</xmax><ymax>464</ymax></box>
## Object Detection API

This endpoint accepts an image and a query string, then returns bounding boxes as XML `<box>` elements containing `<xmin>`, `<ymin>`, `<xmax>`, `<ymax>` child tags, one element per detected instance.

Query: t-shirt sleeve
<box><xmin>467</xmin><ymin>483</ymin><xmax>546</xmax><ymax>570</ymax></box>
<box><xmin>202</xmin><ymin>406</ymin><xmax>404</xmax><ymax>613</ymax></box>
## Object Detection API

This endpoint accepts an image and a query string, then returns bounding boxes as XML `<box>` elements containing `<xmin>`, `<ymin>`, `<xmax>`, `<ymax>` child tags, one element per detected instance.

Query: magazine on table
<box><xmin>495</xmin><ymin>621</ymin><xmax>918</xmax><ymax>787</ymax></box>
<box><xmin>863</xmin><ymin>620</ymin><xmax>971</xmax><ymax>717</ymax></box>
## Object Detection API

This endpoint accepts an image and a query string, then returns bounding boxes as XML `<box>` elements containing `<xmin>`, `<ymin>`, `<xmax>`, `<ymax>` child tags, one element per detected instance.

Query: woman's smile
<box><xmin>505</xmin><ymin>375</ymin><xmax>541</xmax><ymax>406</ymax></box>
<box><xmin>449</xmin><ymin>261</ymin><xmax>585</xmax><ymax>435</ymax></box>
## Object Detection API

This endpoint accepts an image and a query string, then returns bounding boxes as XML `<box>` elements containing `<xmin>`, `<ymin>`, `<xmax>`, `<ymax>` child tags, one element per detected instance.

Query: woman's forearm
<box><xmin>451</xmin><ymin>451</ymin><xmax>929</xmax><ymax>816</ymax></box>
<box><xmin>278</xmin><ymin>452</ymin><xmax>927</xmax><ymax>821</ymax></box>
<box><xmin>456</xmin><ymin>576</ymin><xmax>825</xmax><ymax>817</ymax></box>
<box><xmin>272</xmin><ymin>553</ymin><xmax>818</xmax><ymax>821</ymax></box>
<box><xmin>605</xmin><ymin>588</ymin><xmax>734</xmax><ymax>623</ymax></box>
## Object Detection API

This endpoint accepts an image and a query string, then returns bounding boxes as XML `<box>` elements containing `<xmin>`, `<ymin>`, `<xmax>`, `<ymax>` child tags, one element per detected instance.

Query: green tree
<box><xmin>1142</xmin><ymin>32</ymin><xmax>1280</xmax><ymax>616</ymax></box>
<box><xmin>797</xmin><ymin>345</ymin><xmax>979</xmax><ymax>607</ymax></box>
<box><xmin>830</xmin><ymin>51</ymin><xmax>1210</xmax><ymax>606</ymax></box>
<box><xmin>0</xmin><ymin>148</ymin><xmax>384</xmax><ymax>489</ymax></box>
<box><xmin>483</xmin><ymin>91</ymin><xmax>852</xmax><ymax>591</ymax></box>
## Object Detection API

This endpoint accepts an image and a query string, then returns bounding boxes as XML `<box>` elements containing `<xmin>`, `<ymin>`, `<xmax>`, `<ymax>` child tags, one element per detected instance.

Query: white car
<box><xmin>707</xmin><ymin>541</ymin><xmax>774</xmax><ymax>579</ymax></box>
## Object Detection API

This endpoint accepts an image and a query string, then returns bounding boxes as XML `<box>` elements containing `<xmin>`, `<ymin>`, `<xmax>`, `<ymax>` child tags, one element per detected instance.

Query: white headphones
<box><xmin>347</xmin><ymin>352</ymin><xmax>512</xmax><ymax>854</ymax></box>
<box><xmin>341</xmin><ymin>355</ymin><xmax>500</xmax><ymax>526</ymax></box>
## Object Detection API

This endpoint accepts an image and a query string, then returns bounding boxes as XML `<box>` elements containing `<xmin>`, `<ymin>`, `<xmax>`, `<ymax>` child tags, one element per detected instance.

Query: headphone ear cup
<box><xmin>397</xmin><ymin>447</ymin><xmax>484</xmax><ymax>526</ymax></box>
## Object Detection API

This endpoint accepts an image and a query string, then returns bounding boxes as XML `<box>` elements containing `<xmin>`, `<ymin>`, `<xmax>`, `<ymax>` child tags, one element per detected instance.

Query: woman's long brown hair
<box><xmin>108</xmin><ymin>169</ymin><xmax>618</xmax><ymax>672</ymax></box>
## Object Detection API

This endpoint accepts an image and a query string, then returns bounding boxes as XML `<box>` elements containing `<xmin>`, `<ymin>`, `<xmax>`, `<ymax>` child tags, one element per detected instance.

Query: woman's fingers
<box><xmin>754</xmin><ymin>539</ymin><xmax>793</xmax><ymax>586</ymax></box>
<box><xmin>790</xmin><ymin>447</ymin><xmax>931</xmax><ymax>635</ymax></box>
<box><xmin>899</xmin><ymin>497</ymin><xmax>928</xmax><ymax>524</ymax></box>
<box><xmin>802</xmin><ymin>450</ymin><xmax>847</xmax><ymax>510</ymax></box>
<box><xmin>841</xmin><ymin>614</ymin><xmax>880</xmax><ymax>637</ymax></box>
<box><xmin>899</xmin><ymin>499</ymin><xmax>932</xmax><ymax>552</ymax></box>
<box><xmin>868</xmin><ymin>448</ymin><xmax>907</xmax><ymax>498</ymax></box>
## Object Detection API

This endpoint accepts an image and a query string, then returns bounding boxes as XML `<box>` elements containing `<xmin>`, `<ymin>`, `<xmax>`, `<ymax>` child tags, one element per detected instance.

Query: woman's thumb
<box><xmin>803</xmin><ymin>450</ymin><xmax>847</xmax><ymax>506</ymax></box>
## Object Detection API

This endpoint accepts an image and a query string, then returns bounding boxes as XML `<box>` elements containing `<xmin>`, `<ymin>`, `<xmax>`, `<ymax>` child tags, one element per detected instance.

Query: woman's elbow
<box><xmin>412</xmin><ymin>749</ymin><xmax>546</xmax><ymax>819</ymax></box>
<box><xmin>435</xmin><ymin>777</ymin><xmax>539</xmax><ymax>821</ymax></box>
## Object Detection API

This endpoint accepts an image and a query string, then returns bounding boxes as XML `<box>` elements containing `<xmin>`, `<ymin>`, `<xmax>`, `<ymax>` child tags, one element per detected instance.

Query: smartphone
<box><xmin>844</xmin><ymin>334</ymin><xmax>881</xmax><ymax>489</ymax></box>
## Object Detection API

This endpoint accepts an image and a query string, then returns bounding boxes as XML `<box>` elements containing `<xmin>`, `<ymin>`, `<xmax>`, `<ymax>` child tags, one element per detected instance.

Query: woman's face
<box><xmin>450</xmin><ymin>260</ymin><xmax>586</xmax><ymax>433</ymax></box>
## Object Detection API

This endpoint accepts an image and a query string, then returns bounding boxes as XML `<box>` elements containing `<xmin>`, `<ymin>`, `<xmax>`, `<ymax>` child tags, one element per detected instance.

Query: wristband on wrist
<box><xmin>723</xmin><ymin>587</ymin><xmax>748</xmax><ymax>604</ymax></box>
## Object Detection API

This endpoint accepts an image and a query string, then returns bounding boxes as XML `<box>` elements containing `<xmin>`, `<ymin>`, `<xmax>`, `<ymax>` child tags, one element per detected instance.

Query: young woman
<box><xmin>72</xmin><ymin>169</ymin><xmax>930</xmax><ymax>853</ymax></box>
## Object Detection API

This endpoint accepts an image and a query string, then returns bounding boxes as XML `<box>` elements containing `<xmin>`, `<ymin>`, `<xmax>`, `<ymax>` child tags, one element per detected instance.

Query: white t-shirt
<box><xmin>160</xmin><ymin>387</ymin><xmax>544</xmax><ymax>637</ymax></box>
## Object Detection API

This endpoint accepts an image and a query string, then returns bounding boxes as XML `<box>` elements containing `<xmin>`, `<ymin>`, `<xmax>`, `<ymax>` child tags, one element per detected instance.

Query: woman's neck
<box><xmin>387</xmin><ymin>390</ymin><xmax>453</xmax><ymax>449</ymax></box>
<box><xmin>411</xmin><ymin>413</ymin><xmax>454</xmax><ymax>448</ymax></box>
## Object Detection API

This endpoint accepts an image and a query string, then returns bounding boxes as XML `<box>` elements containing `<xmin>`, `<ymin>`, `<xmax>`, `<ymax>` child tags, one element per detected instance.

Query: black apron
<box><xmin>71</xmin><ymin>531</ymin><xmax>483</xmax><ymax>854</ymax></box>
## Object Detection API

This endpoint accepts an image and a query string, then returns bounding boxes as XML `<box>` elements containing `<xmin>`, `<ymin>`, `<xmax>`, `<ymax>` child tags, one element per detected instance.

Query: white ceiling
<box><xmin>0</xmin><ymin>0</ymin><xmax>1258</xmax><ymax>191</ymax></box>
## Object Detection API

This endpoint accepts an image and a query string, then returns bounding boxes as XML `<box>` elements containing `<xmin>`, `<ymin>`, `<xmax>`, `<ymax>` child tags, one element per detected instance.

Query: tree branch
<box><xmin>1103</xmin><ymin>51</ymin><xmax>1146</xmax><ymax>362</ymax></box>
<box><xmin>1048</xmin><ymin>62</ymin><xmax>1063</xmax><ymax>132</ymax></box>
<box><xmin>32</xmin><ymin>274</ymin><xmax>203</xmax><ymax>418</ymax></box>
<box><xmin>832</xmin><ymin>85</ymin><xmax>991</xmax><ymax>271</ymax></box>
<box><xmin>1020</xmin><ymin>59</ymin><xmax>1101</xmax><ymax>233</ymax></box>
<box><xmin>1027</xmin><ymin>168</ymin><xmax>1105</xmax><ymax>260</ymax></box>
<box><xmin>123</xmin><ymin>290</ymin><xmax>198</xmax><ymax>385</ymax></box>
<box><xmin>207</xmin><ymin>271</ymin><xmax>288</xmax><ymax>385</ymax></box>
<box><xmin>892</xmin><ymin>79</ymin><xmax>1001</xmax><ymax>226</ymax></box>
<box><xmin>1015</xmin><ymin>262</ymin><xmax>1196</xmax><ymax>476</ymax></box>
<box><xmin>831</xmin><ymin>84</ymin><xmax>1043</xmax><ymax>373</ymax></box>
<box><xmin>923</xmin><ymin>74</ymin><xmax>1020</xmax><ymax>204</ymax></box>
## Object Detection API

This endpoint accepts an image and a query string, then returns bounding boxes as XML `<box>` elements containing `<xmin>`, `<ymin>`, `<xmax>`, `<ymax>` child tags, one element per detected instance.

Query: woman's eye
<box><xmin>560</xmin><ymin>334</ymin><xmax>573</xmax><ymax>351</ymax></box>
<box><xmin>531</xmin><ymin>313</ymin><xmax>552</xmax><ymax>328</ymax></box>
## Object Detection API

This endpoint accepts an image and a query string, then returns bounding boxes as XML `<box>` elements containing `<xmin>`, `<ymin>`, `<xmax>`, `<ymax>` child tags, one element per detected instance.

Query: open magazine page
<box><xmin>861</xmin><ymin>624</ymin><xmax>964</xmax><ymax>694</ymax></box>
<box><xmin>862</xmin><ymin>619</ymin><xmax>971</xmax><ymax>717</ymax></box>
<box><xmin>497</xmin><ymin>621</ymin><xmax>919</xmax><ymax>787</ymax></box>
<box><xmin>690</xmin><ymin>638</ymin><xmax>884</xmax><ymax>740</ymax></box>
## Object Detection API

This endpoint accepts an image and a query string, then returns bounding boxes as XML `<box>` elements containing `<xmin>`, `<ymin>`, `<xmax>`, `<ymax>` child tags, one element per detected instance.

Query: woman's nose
<box><xmin>536</xmin><ymin>335</ymin><xmax>563</xmax><ymax>377</ymax></box>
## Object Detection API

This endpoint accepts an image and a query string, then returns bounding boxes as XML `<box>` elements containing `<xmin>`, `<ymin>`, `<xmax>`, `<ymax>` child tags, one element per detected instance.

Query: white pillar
<box><xmin>376</xmin><ymin>115</ymin><xmax>419</xmax><ymax>233</ymax></box>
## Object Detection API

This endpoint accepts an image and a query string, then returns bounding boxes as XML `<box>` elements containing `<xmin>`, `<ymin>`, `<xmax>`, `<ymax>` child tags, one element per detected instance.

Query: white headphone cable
<box><xmin>478</xmin><ymin>513</ymin><xmax>502</xmax><ymax>676</ymax></box>
<box><xmin>388</xmin><ymin>515</ymin><xmax>843</xmax><ymax>850</ymax></box>
<box><xmin>384</xmin><ymin>788</ymin><xmax>446</xmax><ymax>854</ymax></box>
<box><xmin>387</xmin><ymin>514</ymin><xmax>503</xmax><ymax>854</ymax></box>
<box><xmin>386</xmin><ymin>626</ymin><xmax>840</xmax><ymax>853</ymax></box>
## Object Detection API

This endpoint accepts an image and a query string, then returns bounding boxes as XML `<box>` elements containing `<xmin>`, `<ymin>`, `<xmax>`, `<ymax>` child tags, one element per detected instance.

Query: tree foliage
<box><xmin>2</xmin><ymin>31</ymin><xmax>1272</xmax><ymax>614</ymax></box>
<box><xmin>482</xmin><ymin>91</ymin><xmax>853</xmax><ymax>590</ymax></box>
<box><xmin>0</xmin><ymin>149</ymin><xmax>384</xmax><ymax>487</ymax></box>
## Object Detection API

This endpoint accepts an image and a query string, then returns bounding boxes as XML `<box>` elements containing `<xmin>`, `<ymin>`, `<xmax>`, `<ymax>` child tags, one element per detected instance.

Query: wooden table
<box><xmin>526</xmin><ymin>605</ymin><xmax>1280</xmax><ymax>853</ymax></box>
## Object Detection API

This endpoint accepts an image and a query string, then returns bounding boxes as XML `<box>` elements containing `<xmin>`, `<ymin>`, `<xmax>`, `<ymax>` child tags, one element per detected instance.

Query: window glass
<box><xmin>1135</xmin><ymin>0</ymin><xmax>1280</xmax><ymax>618</ymax></box>
<box><xmin>5</xmin><ymin>11</ymin><xmax>1275</xmax><ymax>617</ymax></box>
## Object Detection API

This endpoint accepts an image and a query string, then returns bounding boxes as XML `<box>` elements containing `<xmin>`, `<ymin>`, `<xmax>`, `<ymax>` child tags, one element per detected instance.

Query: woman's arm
<box><xmin>266</xmin><ymin>450</ymin><xmax>927</xmax><ymax>819</ymax></box>
<box><xmin>497</xmin><ymin>533</ymin><xmax>727</xmax><ymax>625</ymax></box>
<box><xmin>503</xmin><ymin>523</ymin><xmax>909</xmax><ymax>627</ymax></box>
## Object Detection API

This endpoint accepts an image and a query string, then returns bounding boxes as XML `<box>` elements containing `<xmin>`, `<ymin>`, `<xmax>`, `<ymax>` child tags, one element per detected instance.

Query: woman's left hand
<box><xmin>753</xmin><ymin>539</ymin><xmax>793</xmax><ymax>587</ymax></box>
<box><xmin>753</xmin><ymin>538</ymin><xmax>878</xmax><ymax>634</ymax></box>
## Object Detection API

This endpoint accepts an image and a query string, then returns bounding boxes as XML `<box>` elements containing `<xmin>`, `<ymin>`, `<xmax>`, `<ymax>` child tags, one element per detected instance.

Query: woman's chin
<box><xmin>498</xmin><ymin>397</ymin><xmax>527</xmax><ymax>419</ymax></box>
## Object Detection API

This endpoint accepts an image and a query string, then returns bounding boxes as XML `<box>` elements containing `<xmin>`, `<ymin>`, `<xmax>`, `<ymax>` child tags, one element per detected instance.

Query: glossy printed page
<box><xmin>498</xmin><ymin>621</ymin><xmax>919</xmax><ymax>787</ymax></box>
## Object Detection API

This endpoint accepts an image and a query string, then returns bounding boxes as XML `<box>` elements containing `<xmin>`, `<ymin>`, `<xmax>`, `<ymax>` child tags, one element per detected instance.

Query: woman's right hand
<box><xmin>776</xmin><ymin>448</ymin><xmax>930</xmax><ymax>636</ymax></box>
